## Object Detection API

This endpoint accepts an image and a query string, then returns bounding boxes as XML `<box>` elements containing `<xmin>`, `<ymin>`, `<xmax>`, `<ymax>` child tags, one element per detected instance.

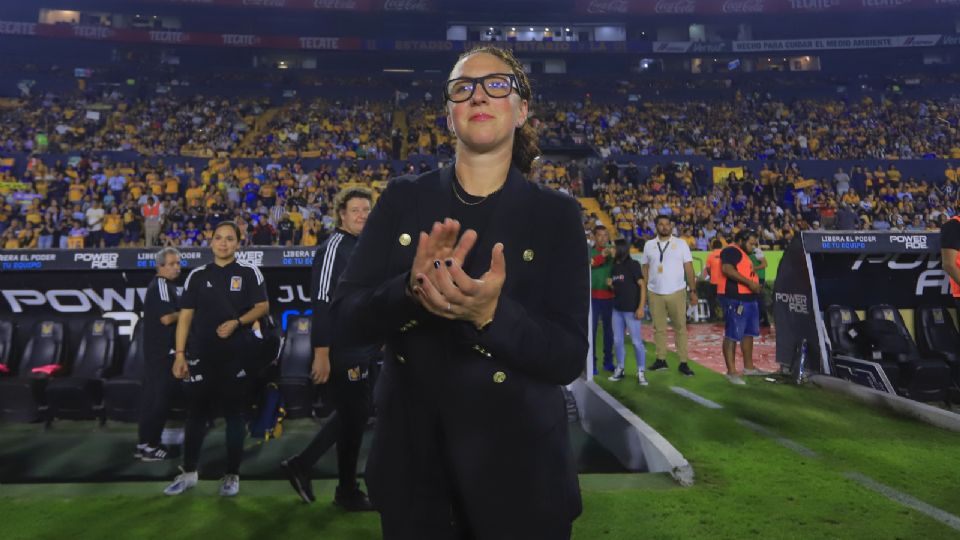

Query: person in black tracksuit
<box><xmin>164</xmin><ymin>221</ymin><xmax>270</xmax><ymax>497</ymax></box>
<box><xmin>137</xmin><ymin>247</ymin><xmax>181</xmax><ymax>462</ymax></box>
<box><xmin>281</xmin><ymin>188</ymin><xmax>378</xmax><ymax>511</ymax></box>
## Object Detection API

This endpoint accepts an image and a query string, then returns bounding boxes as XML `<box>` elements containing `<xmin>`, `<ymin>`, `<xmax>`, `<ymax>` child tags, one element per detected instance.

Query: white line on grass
<box><xmin>844</xmin><ymin>472</ymin><xmax>960</xmax><ymax>532</ymax></box>
<box><xmin>669</xmin><ymin>387</ymin><xmax>723</xmax><ymax>409</ymax></box>
<box><xmin>735</xmin><ymin>418</ymin><xmax>819</xmax><ymax>458</ymax></box>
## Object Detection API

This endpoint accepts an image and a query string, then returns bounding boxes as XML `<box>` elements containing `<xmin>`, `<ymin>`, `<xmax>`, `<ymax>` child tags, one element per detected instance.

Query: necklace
<box><xmin>452</xmin><ymin>178</ymin><xmax>503</xmax><ymax>206</ymax></box>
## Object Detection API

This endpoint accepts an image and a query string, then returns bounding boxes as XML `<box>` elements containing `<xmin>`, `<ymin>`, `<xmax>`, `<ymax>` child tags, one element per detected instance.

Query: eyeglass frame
<box><xmin>443</xmin><ymin>73</ymin><xmax>529</xmax><ymax>103</ymax></box>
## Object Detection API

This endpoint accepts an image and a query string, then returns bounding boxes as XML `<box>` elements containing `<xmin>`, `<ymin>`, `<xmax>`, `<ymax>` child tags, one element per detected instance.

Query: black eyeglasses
<box><xmin>443</xmin><ymin>73</ymin><xmax>526</xmax><ymax>103</ymax></box>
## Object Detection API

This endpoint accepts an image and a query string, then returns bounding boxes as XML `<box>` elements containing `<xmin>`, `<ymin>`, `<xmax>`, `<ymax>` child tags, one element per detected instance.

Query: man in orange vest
<box><xmin>718</xmin><ymin>229</ymin><xmax>766</xmax><ymax>385</ymax></box>
<box><xmin>700</xmin><ymin>238</ymin><xmax>724</xmax><ymax>321</ymax></box>
<box><xmin>941</xmin><ymin>216</ymin><xmax>960</xmax><ymax>312</ymax></box>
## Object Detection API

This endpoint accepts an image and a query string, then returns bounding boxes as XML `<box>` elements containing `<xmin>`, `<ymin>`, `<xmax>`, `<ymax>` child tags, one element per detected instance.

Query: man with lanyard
<box><xmin>590</xmin><ymin>225</ymin><xmax>616</xmax><ymax>373</ymax></box>
<box><xmin>718</xmin><ymin>229</ymin><xmax>767</xmax><ymax>385</ymax></box>
<box><xmin>136</xmin><ymin>247</ymin><xmax>181</xmax><ymax>462</ymax></box>
<box><xmin>940</xmin><ymin>216</ymin><xmax>960</xmax><ymax>314</ymax></box>
<box><xmin>281</xmin><ymin>188</ymin><xmax>377</xmax><ymax>511</ymax></box>
<box><xmin>641</xmin><ymin>215</ymin><xmax>697</xmax><ymax>376</ymax></box>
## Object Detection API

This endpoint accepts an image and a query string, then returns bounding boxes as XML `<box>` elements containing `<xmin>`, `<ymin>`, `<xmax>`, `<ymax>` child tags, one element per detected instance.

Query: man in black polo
<box><xmin>137</xmin><ymin>247</ymin><xmax>181</xmax><ymax>461</ymax></box>
<box><xmin>281</xmin><ymin>187</ymin><xmax>377</xmax><ymax>511</ymax></box>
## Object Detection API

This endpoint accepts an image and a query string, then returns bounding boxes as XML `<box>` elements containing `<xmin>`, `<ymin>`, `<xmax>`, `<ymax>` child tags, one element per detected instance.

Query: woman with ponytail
<box><xmin>330</xmin><ymin>46</ymin><xmax>588</xmax><ymax>538</ymax></box>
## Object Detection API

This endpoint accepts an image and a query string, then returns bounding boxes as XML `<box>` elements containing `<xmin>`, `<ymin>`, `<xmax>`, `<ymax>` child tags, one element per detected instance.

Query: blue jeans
<box><xmin>591</xmin><ymin>297</ymin><xmax>614</xmax><ymax>368</ymax></box>
<box><xmin>719</xmin><ymin>298</ymin><xmax>760</xmax><ymax>343</ymax></box>
<box><xmin>612</xmin><ymin>310</ymin><xmax>646</xmax><ymax>372</ymax></box>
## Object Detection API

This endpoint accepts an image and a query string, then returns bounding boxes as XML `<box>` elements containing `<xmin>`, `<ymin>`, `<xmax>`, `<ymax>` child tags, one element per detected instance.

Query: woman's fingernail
<box><xmin>445</xmin><ymin>259</ymin><xmax>453</xmax><ymax>267</ymax></box>
<box><xmin>434</xmin><ymin>260</ymin><xmax>441</xmax><ymax>269</ymax></box>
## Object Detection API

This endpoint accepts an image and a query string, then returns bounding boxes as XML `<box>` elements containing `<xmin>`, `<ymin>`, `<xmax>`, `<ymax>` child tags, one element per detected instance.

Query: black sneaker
<box><xmin>334</xmin><ymin>485</ymin><xmax>375</xmax><ymax>512</ymax></box>
<box><xmin>281</xmin><ymin>457</ymin><xmax>315</xmax><ymax>503</ymax></box>
<box><xmin>608</xmin><ymin>367</ymin><xmax>625</xmax><ymax>381</ymax></box>
<box><xmin>650</xmin><ymin>359</ymin><xmax>669</xmax><ymax>371</ymax></box>
<box><xmin>679</xmin><ymin>362</ymin><xmax>695</xmax><ymax>376</ymax></box>
<box><xmin>140</xmin><ymin>445</ymin><xmax>170</xmax><ymax>462</ymax></box>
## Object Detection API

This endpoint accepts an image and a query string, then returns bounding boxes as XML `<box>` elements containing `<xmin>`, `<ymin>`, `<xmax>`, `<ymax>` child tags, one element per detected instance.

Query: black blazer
<box><xmin>332</xmin><ymin>164</ymin><xmax>589</xmax><ymax>536</ymax></box>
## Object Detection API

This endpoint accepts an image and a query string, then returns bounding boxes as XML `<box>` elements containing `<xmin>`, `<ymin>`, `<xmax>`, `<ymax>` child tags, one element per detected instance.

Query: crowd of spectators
<box><xmin>589</xmin><ymin>160</ymin><xmax>960</xmax><ymax>251</ymax></box>
<box><xmin>0</xmin><ymin>155</ymin><xmax>437</xmax><ymax>249</ymax></box>
<box><xmin>3</xmin><ymin>84</ymin><xmax>960</xmax><ymax>250</ymax></box>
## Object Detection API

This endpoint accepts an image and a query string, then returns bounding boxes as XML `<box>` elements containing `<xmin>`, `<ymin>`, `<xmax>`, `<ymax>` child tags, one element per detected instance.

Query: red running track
<box><xmin>639</xmin><ymin>323</ymin><xmax>779</xmax><ymax>374</ymax></box>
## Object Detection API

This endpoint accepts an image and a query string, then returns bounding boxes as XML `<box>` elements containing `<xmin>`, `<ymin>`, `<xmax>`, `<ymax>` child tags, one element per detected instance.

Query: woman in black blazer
<box><xmin>331</xmin><ymin>46</ymin><xmax>589</xmax><ymax>540</ymax></box>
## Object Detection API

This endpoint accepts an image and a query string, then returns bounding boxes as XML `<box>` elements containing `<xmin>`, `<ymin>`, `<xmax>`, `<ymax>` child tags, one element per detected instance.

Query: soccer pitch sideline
<box><xmin>1</xmin><ymin>345</ymin><xmax>959</xmax><ymax>540</ymax></box>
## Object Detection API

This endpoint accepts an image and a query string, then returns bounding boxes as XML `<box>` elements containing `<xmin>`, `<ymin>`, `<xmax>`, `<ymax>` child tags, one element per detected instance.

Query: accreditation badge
<box><xmin>230</xmin><ymin>276</ymin><xmax>242</xmax><ymax>291</ymax></box>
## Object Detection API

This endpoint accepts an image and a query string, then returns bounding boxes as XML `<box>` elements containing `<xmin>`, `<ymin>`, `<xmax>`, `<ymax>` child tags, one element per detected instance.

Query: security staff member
<box><xmin>718</xmin><ymin>229</ymin><xmax>765</xmax><ymax>385</ymax></box>
<box><xmin>940</xmin><ymin>216</ymin><xmax>960</xmax><ymax>313</ymax></box>
<box><xmin>137</xmin><ymin>247</ymin><xmax>181</xmax><ymax>462</ymax></box>
<box><xmin>164</xmin><ymin>221</ymin><xmax>269</xmax><ymax>497</ymax></box>
<box><xmin>281</xmin><ymin>188</ymin><xmax>377</xmax><ymax>511</ymax></box>
<box><xmin>331</xmin><ymin>47</ymin><xmax>588</xmax><ymax>539</ymax></box>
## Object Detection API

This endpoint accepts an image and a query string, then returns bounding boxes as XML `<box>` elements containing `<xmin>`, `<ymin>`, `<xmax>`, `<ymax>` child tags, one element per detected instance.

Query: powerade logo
<box><xmin>236</xmin><ymin>250</ymin><xmax>264</xmax><ymax>266</ymax></box>
<box><xmin>74</xmin><ymin>252</ymin><xmax>119</xmax><ymax>269</ymax></box>
<box><xmin>1</xmin><ymin>288</ymin><xmax>147</xmax><ymax>313</ymax></box>
<box><xmin>775</xmin><ymin>292</ymin><xmax>809</xmax><ymax>314</ymax></box>
<box><xmin>849</xmin><ymin>254</ymin><xmax>949</xmax><ymax>295</ymax></box>
<box><xmin>889</xmin><ymin>234</ymin><xmax>929</xmax><ymax>250</ymax></box>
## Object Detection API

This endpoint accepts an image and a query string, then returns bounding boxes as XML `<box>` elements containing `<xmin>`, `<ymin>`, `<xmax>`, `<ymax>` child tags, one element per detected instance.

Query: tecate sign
<box><xmin>789</xmin><ymin>0</ymin><xmax>840</xmax><ymax>9</ymax></box>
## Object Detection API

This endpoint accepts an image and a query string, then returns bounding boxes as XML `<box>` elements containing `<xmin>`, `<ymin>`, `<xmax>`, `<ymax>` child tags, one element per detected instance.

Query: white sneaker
<box><xmin>637</xmin><ymin>371</ymin><xmax>649</xmax><ymax>386</ymax></box>
<box><xmin>608</xmin><ymin>367</ymin><xmax>625</xmax><ymax>381</ymax></box>
<box><xmin>163</xmin><ymin>467</ymin><xmax>198</xmax><ymax>496</ymax></box>
<box><xmin>726</xmin><ymin>374</ymin><xmax>747</xmax><ymax>386</ymax></box>
<box><xmin>220</xmin><ymin>474</ymin><xmax>240</xmax><ymax>497</ymax></box>
<box><xmin>743</xmin><ymin>368</ymin><xmax>772</xmax><ymax>376</ymax></box>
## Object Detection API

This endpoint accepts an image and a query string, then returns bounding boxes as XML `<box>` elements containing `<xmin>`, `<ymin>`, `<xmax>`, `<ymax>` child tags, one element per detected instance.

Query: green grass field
<box><xmin>2</xmin><ymin>342</ymin><xmax>959</xmax><ymax>539</ymax></box>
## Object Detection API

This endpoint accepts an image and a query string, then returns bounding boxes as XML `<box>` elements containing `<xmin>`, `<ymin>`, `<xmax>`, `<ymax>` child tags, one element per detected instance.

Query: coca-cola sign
<box><xmin>382</xmin><ymin>0</ymin><xmax>431</xmax><ymax>11</ymax></box>
<box><xmin>655</xmin><ymin>0</ymin><xmax>698</xmax><ymax>13</ymax></box>
<box><xmin>587</xmin><ymin>0</ymin><xmax>629</xmax><ymax>13</ymax></box>
<box><xmin>722</xmin><ymin>0</ymin><xmax>765</xmax><ymax>12</ymax></box>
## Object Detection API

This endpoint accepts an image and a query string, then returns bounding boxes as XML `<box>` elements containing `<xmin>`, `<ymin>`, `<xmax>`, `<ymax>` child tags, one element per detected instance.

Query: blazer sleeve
<box><xmin>468</xmin><ymin>195</ymin><xmax>589</xmax><ymax>386</ymax></box>
<box><xmin>330</xmin><ymin>179</ymin><xmax>422</xmax><ymax>346</ymax></box>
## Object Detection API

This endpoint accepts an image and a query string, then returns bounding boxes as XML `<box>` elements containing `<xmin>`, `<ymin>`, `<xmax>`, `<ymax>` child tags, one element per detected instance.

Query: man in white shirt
<box><xmin>85</xmin><ymin>200</ymin><xmax>105</xmax><ymax>248</ymax></box>
<box><xmin>641</xmin><ymin>215</ymin><xmax>698</xmax><ymax>376</ymax></box>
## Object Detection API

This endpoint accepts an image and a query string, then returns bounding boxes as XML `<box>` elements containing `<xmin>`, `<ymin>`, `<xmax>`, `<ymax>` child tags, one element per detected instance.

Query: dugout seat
<box><xmin>45</xmin><ymin>319</ymin><xmax>118</xmax><ymax>423</ymax></box>
<box><xmin>0</xmin><ymin>320</ymin><xmax>14</xmax><ymax>374</ymax></box>
<box><xmin>103</xmin><ymin>320</ymin><xmax>146</xmax><ymax>422</ymax></box>
<box><xmin>825</xmin><ymin>305</ymin><xmax>900</xmax><ymax>388</ymax></box>
<box><xmin>0</xmin><ymin>320</ymin><xmax>65</xmax><ymax>422</ymax></box>
<box><xmin>278</xmin><ymin>316</ymin><xmax>316</xmax><ymax>419</ymax></box>
<box><xmin>914</xmin><ymin>306</ymin><xmax>960</xmax><ymax>393</ymax></box>
<box><xmin>867</xmin><ymin>305</ymin><xmax>951</xmax><ymax>403</ymax></box>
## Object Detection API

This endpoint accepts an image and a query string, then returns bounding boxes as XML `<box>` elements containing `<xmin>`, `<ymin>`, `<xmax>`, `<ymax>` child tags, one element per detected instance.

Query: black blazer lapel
<box><xmin>415</xmin><ymin>166</ymin><xmax>455</xmax><ymax>236</ymax></box>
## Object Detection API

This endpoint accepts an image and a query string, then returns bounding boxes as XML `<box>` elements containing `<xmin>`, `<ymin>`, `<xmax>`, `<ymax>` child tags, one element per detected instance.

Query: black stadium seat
<box><xmin>103</xmin><ymin>320</ymin><xmax>146</xmax><ymax>422</ymax></box>
<box><xmin>278</xmin><ymin>316</ymin><xmax>316</xmax><ymax>419</ymax></box>
<box><xmin>0</xmin><ymin>320</ymin><xmax>14</xmax><ymax>374</ymax></box>
<box><xmin>866</xmin><ymin>305</ymin><xmax>951</xmax><ymax>403</ymax></box>
<box><xmin>0</xmin><ymin>320</ymin><xmax>66</xmax><ymax>422</ymax></box>
<box><xmin>825</xmin><ymin>305</ymin><xmax>901</xmax><ymax>388</ymax></box>
<box><xmin>45</xmin><ymin>319</ymin><xmax>118</xmax><ymax>423</ymax></box>
<box><xmin>914</xmin><ymin>306</ymin><xmax>960</xmax><ymax>394</ymax></box>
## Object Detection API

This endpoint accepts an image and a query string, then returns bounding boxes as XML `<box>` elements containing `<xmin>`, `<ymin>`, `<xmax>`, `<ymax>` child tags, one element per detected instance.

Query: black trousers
<box><xmin>138</xmin><ymin>352</ymin><xmax>177</xmax><ymax>447</ymax></box>
<box><xmin>182</xmin><ymin>352</ymin><xmax>251</xmax><ymax>475</ymax></box>
<box><xmin>296</xmin><ymin>363</ymin><xmax>371</xmax><ymax>490</ymax></box>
